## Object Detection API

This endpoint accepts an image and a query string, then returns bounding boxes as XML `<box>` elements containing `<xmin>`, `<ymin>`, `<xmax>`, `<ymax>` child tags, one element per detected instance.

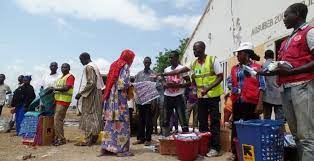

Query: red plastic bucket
<box><xmin>175</xmin><ymin>137</ymin><xmax>199</xmax><ymax>161</ymax></box>
<box><xmin>197</xmin><ymin>132</ymin><xmax>211</xmax><ymax>156</ymax></box>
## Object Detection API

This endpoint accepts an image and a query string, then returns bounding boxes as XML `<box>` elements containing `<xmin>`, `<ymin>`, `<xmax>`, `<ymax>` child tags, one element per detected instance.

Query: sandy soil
<box><xmin>0</xmin><ymin>107</ymin><xmax>229</xmax><ymax>161</ymax></box>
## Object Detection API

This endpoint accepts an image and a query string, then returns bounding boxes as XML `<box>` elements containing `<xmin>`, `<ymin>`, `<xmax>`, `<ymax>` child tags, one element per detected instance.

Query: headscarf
<box><xmin>23</xmin><ymin>75</ymin><xmax>32</xmax><ymax>81</ymax></box>
<box><xmin>103</xmin><ymin>49</ymin><xmax>135</xmax><ymax>100</ymax></box>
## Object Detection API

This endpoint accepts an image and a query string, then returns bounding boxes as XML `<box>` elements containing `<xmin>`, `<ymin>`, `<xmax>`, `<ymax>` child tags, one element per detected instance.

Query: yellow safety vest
<box><xmin>191</xmin><ymin>55</ymin><xmax>223</xmax><ymax>98</ymax></box>
<box><xmin>54</xmin><ymin>74</ymin><xmax>74</xmax><ymax>103</ymax></box>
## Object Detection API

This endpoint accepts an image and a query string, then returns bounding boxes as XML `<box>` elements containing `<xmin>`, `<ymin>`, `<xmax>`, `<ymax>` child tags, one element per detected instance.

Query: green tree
<box><xmin>153</xmin><ymin>38</ymin><xmax>189</xmax><ymax>73</ymax></box>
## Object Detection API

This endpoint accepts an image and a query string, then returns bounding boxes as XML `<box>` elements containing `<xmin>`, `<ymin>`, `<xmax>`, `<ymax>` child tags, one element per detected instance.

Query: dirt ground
<box><xmin>0</xmin><ymin>107</ymin><xmax>229</xmax><ymax>161</ymax></box>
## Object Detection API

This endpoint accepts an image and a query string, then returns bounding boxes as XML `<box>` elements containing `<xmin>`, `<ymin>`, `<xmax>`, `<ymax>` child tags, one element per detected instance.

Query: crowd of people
<box><xmin>0</xmin><ymin>2</ymin><xmax>313</xmax><ymax>161</ymax></box>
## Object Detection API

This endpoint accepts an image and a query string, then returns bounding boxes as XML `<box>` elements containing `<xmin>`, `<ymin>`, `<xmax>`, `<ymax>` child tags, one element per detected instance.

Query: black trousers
<box><xmin>231</xmin><ymin>101</ymin><xmax>259</xmax><ymax>161</ymax></box>
<box><xmin>136</xmin><ymin>104</ymin><xmax>153</xmax><ymax>142</ymax></box>
<box><xmin>198</xmin><ymin>97</ymin><xmax>221</xmax><ymax>151</ymax></box>
<box><xmin>163</xmin><ymin>95</ymin><xmax>189</xmax><ymax>136</ymax></box>
<box><xmin>129</xmin><ymin>108</ymin><xmax>135</xmax><ymax>135</ymax></box>
<box><xmin>0</xmin><ymin>105</ymin><xmax>4</xmax><ymax>116</ymax></box>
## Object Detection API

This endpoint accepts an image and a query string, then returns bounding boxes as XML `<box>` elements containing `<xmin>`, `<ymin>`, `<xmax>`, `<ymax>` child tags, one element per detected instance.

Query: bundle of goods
<box><xmin>175</xmin><ymin>133</ymin><xmax>200</xmax><ymax>161</ymax></box>
<box><xmin>0</xmin><ymin>118</ymin><xmax>10</xmax><ymax>133</ymax></box>
<box><xmin>19</xmin><ymin>112</ymin><xmax>41</xmax><ymax>138</ymax></box>
<box><xmin>235</xmin><ymin>119</ymin><xmax>284</xmax><ymax>161</ymax></box>
<box><xmin>19</xmin><ymin>112</ymin><xmax>54</xmax><ymax>146</ymax></box>
<box><xmin>133</xmin><ymin>81</ymin><xmax>160</xmax><ymax>105</ymax></box>
<box><xmin>39</xmin><ymin>88</ymin><xmax>55</xmax><ymax>115</ymax></box>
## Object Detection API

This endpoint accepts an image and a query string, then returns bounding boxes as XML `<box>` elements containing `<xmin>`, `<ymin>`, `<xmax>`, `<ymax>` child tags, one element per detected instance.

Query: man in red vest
<box><xmin>259</xmin><ymin>3</ymin><xmax>314</xmax><ymax>161</ymax></box>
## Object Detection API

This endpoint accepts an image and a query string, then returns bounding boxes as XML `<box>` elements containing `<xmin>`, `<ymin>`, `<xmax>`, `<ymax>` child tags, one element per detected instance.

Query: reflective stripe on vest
<box><xmin>191</xmin><ymin>55</ymin><xmax>223</xmax><ymax>98</ymax></box>
<box><xmin>54</xmin><ymin>74</ymin><xmax>73</xmax><ymax>103</ymax></box>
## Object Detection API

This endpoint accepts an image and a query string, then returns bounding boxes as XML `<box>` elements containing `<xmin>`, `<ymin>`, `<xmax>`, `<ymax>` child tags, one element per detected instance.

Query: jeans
<box><xmin>282</xmin><ymin>80</ymin><xmax>314</xmax><ymax>161</ymax></box>
<box><xmin>198</xmin><ymin>97</ymin><xmax>221</xmax><ymax>151</ymax></box>
<box><xmin>263</xmin><ymin>102</ymin><xmax>285</xmax><ymax>120</ymax></box>
<box><xmin>136</xmin><ymin>104</ymin><xmax>153</xmax><ymax>142</ymax></box>
<box><xmin>163</xmin><ymin>95</ymin><xmax>189</xmax><ymax>136</ymax></box>
<box><xmin>170</xmin><ymin>109</ymin><xmax>178</xmax><ymax>131</ymax></box>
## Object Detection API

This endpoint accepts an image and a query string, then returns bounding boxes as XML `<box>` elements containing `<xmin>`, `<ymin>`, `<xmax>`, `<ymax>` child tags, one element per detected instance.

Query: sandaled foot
<box><xmin>52</xmin><ymin>140</ymin><xmax>66</xmax><ymax>146</ymax></box>
<box><xmin>144</xmin><ymin>141</ymin><xmax>152</xmax><ymax>146</ymax></box>
<box><xmin>226</xmin><ymin>154</ymin><xmax>236</xmax><ymax>161</ymax></box>
<box><xmin>132</xmin><ymin>140</ymin><xmax>145</xmax><ymax>145</ymax></box>
<box><xmin>206</xmin><ymin>149</ymin><xmax>220</xmax><ymax>157</ymax></box>
<box><xmin>97</xmin><ymin>150</ymin><xmax>114</xmax><ymax>157</ymax></box>
<box><xmin>117</xmin><ymin>152</ymin><xmax>134</xmax><ymax>157</ymax></box>
<box><xmin>74</xmin><ymin>141</ymin><xmax>88</xmax><ymax>146</ymax></box>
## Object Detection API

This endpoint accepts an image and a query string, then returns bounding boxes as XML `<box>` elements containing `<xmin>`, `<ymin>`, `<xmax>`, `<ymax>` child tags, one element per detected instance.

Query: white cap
<box><xmin>234</xmin><ymin>42</ymin><xmax>254</xmax><ymax>52</ymax></box>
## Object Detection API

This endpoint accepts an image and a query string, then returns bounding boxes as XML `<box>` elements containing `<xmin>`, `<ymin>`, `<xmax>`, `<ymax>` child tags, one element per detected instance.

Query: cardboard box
<box><xmin>220</xmin><ymin>128</ymin><xmax>231</xmax><ymax>152</ymax></box>
<box><xmin>41</xmin><ymin>116</ymin><xmax>54</xmax><ymax>146</ymax></box>
<box><xmin>159</xmin><ymin>138</ymin><xmax>176</xmax><ymax>155</ymax></box>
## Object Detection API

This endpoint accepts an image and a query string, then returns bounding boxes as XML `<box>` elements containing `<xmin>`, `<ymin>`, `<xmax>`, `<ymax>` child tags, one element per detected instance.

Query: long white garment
<box><xmin>79</xmin><ymin>62</ymin><xmax>104</xmax><ymax>92</ymax></box>
<box><xmin>77</xmin><ymin>62</ymin><xmax>104</xmax><ymax>113</ymax></box>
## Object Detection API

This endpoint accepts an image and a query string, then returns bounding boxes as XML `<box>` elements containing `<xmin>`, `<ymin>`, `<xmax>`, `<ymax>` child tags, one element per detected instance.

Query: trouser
<box><xmin>158</xmin><ymin>95</ymin><xmax>165</xmax><ymax>134</ymax></box>
<box><xmin>0</xmin><ymin>105</ymin><xmax>3</xmax><ymax>116</ymax></box>
<box><xmin>137</xmin><ymin>104</ymin><xmax>153</xmax><ymax>142</ymax></box>
<box><xmin>163</xmin><ymin>95</ymin><xmax>189</xmax><ymax>136</ymax></box>
<box><xmin>198</xmin><ymin>97</ymin><xmax>221</xmax><ymax>151</ymax></box>
<box><xmin>170</xmin><ymin>109</ymin><xmax>178</xmax><ymax>131</ymax></box>
<box><xmin>54</xmin><ymin>104</ymin><xmax>68</xmax><ymax>141</ymax></box>
<box><xmin>231</xmin><ymin>102</ymin><xmax>259</xmax><ymax>161</ymax></box>
<box><xmin>151</xmin><ymin>100</ymin><xmax>160</xmax><ymax>133</ymax></box>
<box><xmin>263</xmin><ymin>102</ymin><xmax>285</xmax><ymax>120</ymax></box>
<box><xmin>186</xmin><ymin>102</ymin><xmax>198</xmax><ymax>129</ymax></box>
<box><xmin>15</xmin><ymin>105</ymin><xmax>25</xmax><ymax>135</ymax></box>
<box><xmin>282</xmin><ymin>80</ymin><xmax>314</xmax><ymax>161</ymax></box>
<box><xmin>129</xmin><ymin>108</ymin><xmax>134</xmax><ymax>135</ymax></box>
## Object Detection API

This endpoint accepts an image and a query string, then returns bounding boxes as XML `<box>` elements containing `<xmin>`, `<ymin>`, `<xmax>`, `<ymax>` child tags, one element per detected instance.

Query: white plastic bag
<box><xmin>0</xmin><ymin>117</ymin><xmax>10</xmax><ymax>133</ymax></box>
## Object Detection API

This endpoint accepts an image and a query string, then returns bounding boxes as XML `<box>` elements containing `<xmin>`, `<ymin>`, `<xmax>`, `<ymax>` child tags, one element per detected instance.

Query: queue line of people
<box><xmin>0</xmin><ymin>3</ymin><xmax>312</xmax><ymax>161</ymax></box>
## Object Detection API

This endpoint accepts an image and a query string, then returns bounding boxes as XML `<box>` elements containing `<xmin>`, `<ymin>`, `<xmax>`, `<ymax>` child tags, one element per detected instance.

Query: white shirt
<box><xmin>164</xmin><ymin>65</ymin><xmax>189</xmax><ymax>97</ymax></box>
<box><xmin>41</xmin><ymin>73</ymin><xmax>59</xmax><ymax>89</ymax></box>
<box><xmin>307</xmin><ymin>28</ymin><xmax>314</xmax><ymax>51</ymax></box>
<box><xmin>285</xmin><ymin>24</ymin><xmax>314</xmax><ymax>51</ymax></box>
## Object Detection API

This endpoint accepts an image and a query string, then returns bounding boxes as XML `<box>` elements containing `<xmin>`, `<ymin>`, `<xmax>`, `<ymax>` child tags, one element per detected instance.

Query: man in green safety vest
<box><xmin>160</xmin><ymin>41</ymin><xmax>223</xmax><ymax>157</ymax></box>
<box><xmin>52</xmin><ymin>63</ymin><xmax>75</xmax><ymax>146</ymax></box>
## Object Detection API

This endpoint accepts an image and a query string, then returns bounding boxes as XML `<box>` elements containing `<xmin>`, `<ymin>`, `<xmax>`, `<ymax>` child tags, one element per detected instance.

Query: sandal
<box><xmin>74</xmin><ymin>141</ymin><xmax>88</xmax><ymax>146</ymax></box>
<box><xmin>52</xmin><ymin>140</ymin><xmax>66</xmax><ymax>146</ymax></box>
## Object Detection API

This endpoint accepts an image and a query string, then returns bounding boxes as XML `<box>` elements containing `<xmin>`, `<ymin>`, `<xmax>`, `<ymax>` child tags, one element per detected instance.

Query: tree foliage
<box><xmin>153</xmin><ymin>38</ymin><xmax>189</xmax><ymax>73</ymax></box>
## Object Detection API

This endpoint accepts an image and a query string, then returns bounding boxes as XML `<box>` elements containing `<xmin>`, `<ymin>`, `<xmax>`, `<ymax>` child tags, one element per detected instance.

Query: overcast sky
<box><xmin>0</xmin><ymin>0</ymin><xmax>206</xmax><ymax>95</ymax></box>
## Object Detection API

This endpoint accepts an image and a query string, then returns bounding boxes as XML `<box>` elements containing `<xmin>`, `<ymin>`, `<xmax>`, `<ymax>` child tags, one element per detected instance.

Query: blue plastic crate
<box><xmin>235</xmin><ymin>119</ymin><xmax>284</xmax><ymax>161</ymax></box>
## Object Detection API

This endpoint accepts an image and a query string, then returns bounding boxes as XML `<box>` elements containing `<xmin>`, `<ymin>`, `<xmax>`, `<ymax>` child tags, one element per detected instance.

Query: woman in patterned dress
<box><xmin>100</xmin><ymin>49</ymin><xmax>135</xmax><ymax>157</ymax></box>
